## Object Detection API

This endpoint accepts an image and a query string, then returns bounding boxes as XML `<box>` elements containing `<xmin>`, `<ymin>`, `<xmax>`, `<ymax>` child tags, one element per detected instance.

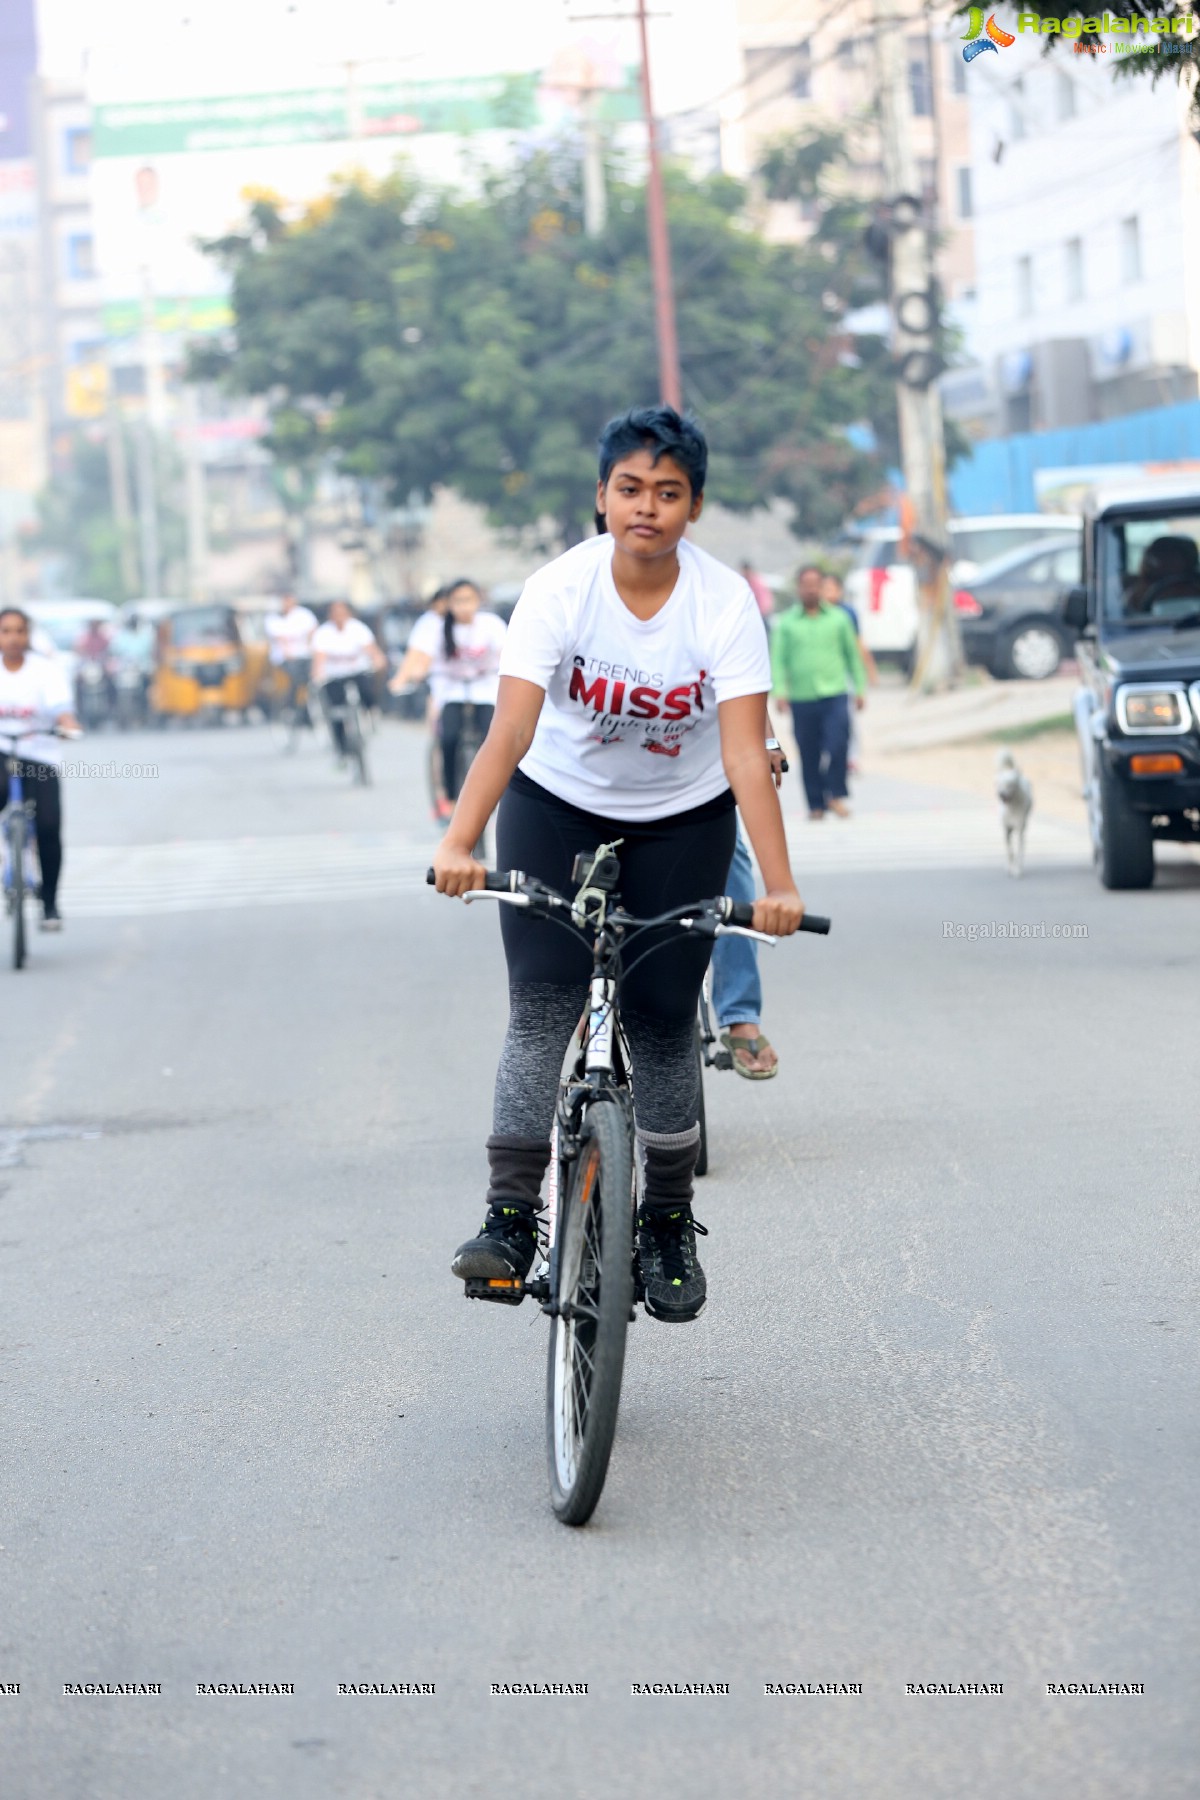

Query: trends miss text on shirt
<box><xmin>568</xmin><ymin>657</ymin><xmax>707</xmax><ymax>722</ymax></box>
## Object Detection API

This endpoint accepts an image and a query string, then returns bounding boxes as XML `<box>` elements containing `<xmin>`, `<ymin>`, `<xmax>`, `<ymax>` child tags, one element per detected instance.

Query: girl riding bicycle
<box><xmin>431</xmin><ymin>406</ymin><xmax>805</xmax><ymax>1322</ymax></box>
<box><xmin>390</xmin><ymin>579</ymin><xmax>506</xmax><ymax>811</ymax></box>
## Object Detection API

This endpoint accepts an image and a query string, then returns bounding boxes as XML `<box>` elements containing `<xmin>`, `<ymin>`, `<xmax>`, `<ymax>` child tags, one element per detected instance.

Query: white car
<box><xmin>24</xmin><ymin>598</ymin><xmax>119</xmax><ymax>691</ymax></box>
<box><xmin>846</xmin><ymin>515</ymin><xmax>1082</xmax><ymax>667</ymax></box>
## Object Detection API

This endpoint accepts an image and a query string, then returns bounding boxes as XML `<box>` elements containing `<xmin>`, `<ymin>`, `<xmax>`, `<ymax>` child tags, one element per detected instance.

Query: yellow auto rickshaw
<box><xmin>150</xmin><ymin>604</ymin><xmax>267</xmax><ymax>723</ymax></box>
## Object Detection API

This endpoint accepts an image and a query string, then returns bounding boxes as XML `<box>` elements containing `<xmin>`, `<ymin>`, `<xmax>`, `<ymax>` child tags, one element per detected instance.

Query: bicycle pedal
<box><xmin>464</xmin><ymin>1277</ymin><xmax>526</xmax><ymax>1307</ymax></box>
<box><xmin>714</xmin><ymin>1050</ymin><xmax>734</xmax><ymax>1071</ymax></box>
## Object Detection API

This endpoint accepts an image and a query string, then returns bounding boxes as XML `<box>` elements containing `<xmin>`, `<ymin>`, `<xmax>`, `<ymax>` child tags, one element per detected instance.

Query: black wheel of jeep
<box><xmin>1095</xmin><ymin>762</ymin><xmax>1154</xmax><ymax>890</ymax></box>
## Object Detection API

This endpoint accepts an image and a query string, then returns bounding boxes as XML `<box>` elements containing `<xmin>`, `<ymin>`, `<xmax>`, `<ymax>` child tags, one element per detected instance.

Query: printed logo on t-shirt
<box><xmin>568</xmin><ymin>655</ymin><xmax>708</xmax><ymax>754</ymax></box>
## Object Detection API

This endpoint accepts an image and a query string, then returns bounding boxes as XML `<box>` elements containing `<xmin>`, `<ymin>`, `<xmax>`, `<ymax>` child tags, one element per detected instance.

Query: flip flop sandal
<box><xmin>719</xmin><ymin>1032</ymin><xmax>779</xmax><ymax>1081</ymax></box>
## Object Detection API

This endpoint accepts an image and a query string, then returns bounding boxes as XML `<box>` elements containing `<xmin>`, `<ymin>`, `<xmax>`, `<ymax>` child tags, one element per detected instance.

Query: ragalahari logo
<box><xmin>961</xmin><ymin>8</ymin><xmax>1017</xmax><ymax>56</ymax></box>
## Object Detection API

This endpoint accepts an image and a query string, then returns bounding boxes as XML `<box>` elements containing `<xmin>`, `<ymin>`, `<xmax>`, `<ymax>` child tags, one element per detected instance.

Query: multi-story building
<box><xmin>30</xmin><ymin>77</ymin><xmax>103</xmax><ymax>429</ymax></box>
<box><xmin>966</xmin><ymin>47</ymin><xmax>1200</xmax><ymax>437</ymax></box>
<box><xmin>723</xmin><ymin>0</ymin><xmax>976</xmax><ymax>309</ymax></box>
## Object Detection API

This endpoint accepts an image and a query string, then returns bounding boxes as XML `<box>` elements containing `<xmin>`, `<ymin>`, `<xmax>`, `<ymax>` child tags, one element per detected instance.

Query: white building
<box><xmin>966</xmin><ymin>45</ymin><xmax>1200</xmax><ymax>435</ymax></box>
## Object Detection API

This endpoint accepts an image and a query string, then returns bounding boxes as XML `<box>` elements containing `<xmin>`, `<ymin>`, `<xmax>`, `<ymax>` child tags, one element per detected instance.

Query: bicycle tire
<box><xmin>546</xmin><ymin>1098</ymin><xmax>634</xmax><ymax>1526</ymax></box>
<box><xmin>345</xmin><ymin>704</ymin><xmax>370</xmax><ymax>786</ymax></box>
<box><xmin>10</xmin><ymin>812</ymin><xmax>26</xmax><ymax>971</ymax></box>
<box><xmin>694</xmin><ymin>1021</ymin><xmax>708</xmax><ymax>1178</ymax></box>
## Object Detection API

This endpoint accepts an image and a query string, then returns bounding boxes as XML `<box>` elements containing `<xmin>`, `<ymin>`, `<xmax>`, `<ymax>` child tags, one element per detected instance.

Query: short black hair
<box><xmin>0</xmin><ymin>606</ymin><xmax>30</xmax><ymax>629</ymax></box>
<box><xmin>597</xmin><ymin>405</ymin><xmax>707</xmax><ymax>498</ymax></box>
<box><xmin>797</xmin><ymin>564</ymin><xmax>824</xmax><ymax>582</ymax></box>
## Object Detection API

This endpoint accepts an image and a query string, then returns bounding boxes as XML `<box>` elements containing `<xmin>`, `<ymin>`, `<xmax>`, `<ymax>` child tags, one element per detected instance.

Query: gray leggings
<box><xmin>491</xmin><ymin>772</ymin><xmax>737</xmax><ymax>1141</ymax></box>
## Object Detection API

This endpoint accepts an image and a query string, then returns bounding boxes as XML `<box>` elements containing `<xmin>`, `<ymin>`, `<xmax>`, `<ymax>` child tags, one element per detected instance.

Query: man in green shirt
<box><xmin>771</xmin><ymin>565</ymin><xmax>867</xmax><ymax>819</ymax></box>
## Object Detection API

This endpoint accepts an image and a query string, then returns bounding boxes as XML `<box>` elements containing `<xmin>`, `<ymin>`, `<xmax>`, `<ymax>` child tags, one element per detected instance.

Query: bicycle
<box><xmin>268</xmin><ymin>659</ymin><xmax>315</xmax><ymax>754</ymax></box>
<box><xmin>427</xmin><ymin>844</ymin><xmax>830</xmax><ymax>1526</ymax></box>
<box><xmin>321</xmin><ymin>677</ymin><xmax>371</xmax><ymax>786</ymax></box>
<box><xmin>1</xmin><ymin>727</ymin><xmax>78</xmax><ymax>970</ymax></box>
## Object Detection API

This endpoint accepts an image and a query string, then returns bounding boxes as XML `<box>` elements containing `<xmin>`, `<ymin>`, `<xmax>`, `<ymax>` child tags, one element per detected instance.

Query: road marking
<box><xmin>779</xmin><ymin>807</ymin><xmax>1091</xmax><ymax>872</ymax></box>
<box><xmin>62</xmin><ymin>811</ymin><xmax>1102</xmax><ymax>920</ymax></box>
<box><xmin>67</xmin><ymin>832</ymin><xmax>436</xmax><ymax>917</ymax></box>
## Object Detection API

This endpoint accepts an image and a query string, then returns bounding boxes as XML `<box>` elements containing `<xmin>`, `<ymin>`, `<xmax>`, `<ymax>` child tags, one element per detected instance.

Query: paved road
<box><xmin>2</xmin><ymin>720</ymin><xmax>1197</xmax><ymax>1799</ymax></box>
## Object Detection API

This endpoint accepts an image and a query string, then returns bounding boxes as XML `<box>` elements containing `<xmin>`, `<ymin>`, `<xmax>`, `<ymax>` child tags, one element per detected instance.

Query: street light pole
<box><xmin>635</xmin><ymin>0</ymin><xmax>681</xmax><ymax>409</ymax></box>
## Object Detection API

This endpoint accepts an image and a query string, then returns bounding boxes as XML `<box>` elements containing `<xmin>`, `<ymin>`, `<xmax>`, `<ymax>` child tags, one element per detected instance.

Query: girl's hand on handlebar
<box><xmin>432</xmin><ymin>840</ymin><xmax>486</xmax><ymax>897</ymax></box>
<box><xmin>754</xmin><ymin>888</ymin><xmax>805</xmax><ymax>936</ymax></box>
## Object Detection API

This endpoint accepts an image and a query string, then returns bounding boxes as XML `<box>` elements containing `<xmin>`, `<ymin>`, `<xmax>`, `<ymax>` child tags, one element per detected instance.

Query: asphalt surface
<box><xmin>2</xmin><ymin>717</ymin><xmax>1197</xmax><ymax>1800</ymax></box>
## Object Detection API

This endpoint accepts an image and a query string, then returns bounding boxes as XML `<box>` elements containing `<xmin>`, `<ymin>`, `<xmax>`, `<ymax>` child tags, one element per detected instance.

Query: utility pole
<box><xmin>103</xmin><ymin>357</ymin><xmax>138</xmax><ymax>598</ymax></box>
<box><xmin>873</xmin><ymin>0</ymin><xmax>961</xmax><ymax>691</ymax></box>
<box><xmin>182</xmin><ymin>385</ymin><xmax>209</xmax><ymax>603</ymax></box>
<box><xmin>636</xmin><ymin>0</ymin><xmax>681</xmax><ymax>409</ymax></box>
<box><xmin>582</xmin><ymin>84</ymin><xmax>608</xmax><ymax>237</ymax></box>
<box><xmin>570</xmin><ymin>5</ymin><xmax>680</xmax><ymax>404</ymax></box>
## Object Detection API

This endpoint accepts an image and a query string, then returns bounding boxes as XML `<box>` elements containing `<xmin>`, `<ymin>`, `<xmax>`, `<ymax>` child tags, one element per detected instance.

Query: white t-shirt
<box><xmin>499</xmin><ymin>537</ymin><xmax>770</xmax><ymax>821</ymax></box>
<box><xmin>265</xmin><ymin>605</ymin><xmax>319</xmax><ymax>664</ymax></box>
<box><xmin>408</xmin><ymin>608</ymin><xmax>506</xmax><ymax>705</ymax></box>
<box><xmin>311</xmin><ymin>618</ymin><xmax>377</xmax><ymax>684</ymax></box>
<box><xmin>0</xmin><ymin>652</ymin><xmax>74</xmax><ymax>769</ymax></box>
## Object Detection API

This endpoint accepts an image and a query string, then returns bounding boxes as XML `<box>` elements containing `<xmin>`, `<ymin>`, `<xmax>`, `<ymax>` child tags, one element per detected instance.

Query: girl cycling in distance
<box><xmin>391</xmin><ymin>580</ymin><xmax>506</xmax><ymax>815</ymax></box>
<box><xmin>431</xmin><ymin>406</ymin><xmax>805</xmax><ymax>1322</ymax></box>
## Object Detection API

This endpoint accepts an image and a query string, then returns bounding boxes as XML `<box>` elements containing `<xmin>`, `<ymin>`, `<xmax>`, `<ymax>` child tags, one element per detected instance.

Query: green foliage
<box><xmin>33</xmin><ymin>427</ymin><xmax>183</xmax><ymax>601</ymax></box>
<box><xmin>192</xmin><ymin>154</ymin><xmax>891</xmax><ymax>544</ymax></box>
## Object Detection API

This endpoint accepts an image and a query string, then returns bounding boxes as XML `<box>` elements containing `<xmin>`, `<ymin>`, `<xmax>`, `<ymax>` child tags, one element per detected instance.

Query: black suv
<box><xmin>1066</xmin><ymin>483</ymin><xmax>1200</xmax><ymax>889</ymax></box>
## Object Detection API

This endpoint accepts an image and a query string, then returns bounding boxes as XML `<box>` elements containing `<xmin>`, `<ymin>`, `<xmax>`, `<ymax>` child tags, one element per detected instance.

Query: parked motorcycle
<box><xmin>113</xmin><ymin>662</ymin><xmax>148</xmax><ymax>730</ymax></box>
<box><xmin>75</xmin><ymin>659</ymin><xmax>113</xmax><ymax>731</ymax></box>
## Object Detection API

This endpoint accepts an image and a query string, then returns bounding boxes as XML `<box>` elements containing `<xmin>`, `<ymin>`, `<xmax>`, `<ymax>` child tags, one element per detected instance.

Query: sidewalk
<box><xmin>859</xmin><ymin>671</ymin><xmax>1077</xmax><ymax>756</ymax></box>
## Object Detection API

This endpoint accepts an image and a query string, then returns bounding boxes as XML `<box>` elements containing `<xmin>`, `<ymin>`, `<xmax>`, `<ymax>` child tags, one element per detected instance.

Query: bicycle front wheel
<box><xmin>345</xmin><ymin>706</ymin><xmax>370</xmax><ymax>786</ymax></box>
<box><xmin>694</xmin><ymin>1020</ymin><xmax>708</xmax><ymax>1178</ymax></box>
<box><xmin>9</xmin><ymin>813</ymin><xmax>26</xmax><ymax>970</ymax></box>
<box><xmin>546</xmin><ymin>1099</ymin><xmax>634</xmax><ymax>1526</ymax></box>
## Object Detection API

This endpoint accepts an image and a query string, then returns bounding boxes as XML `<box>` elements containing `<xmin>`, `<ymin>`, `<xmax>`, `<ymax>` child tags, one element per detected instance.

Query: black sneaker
<box><xmin>451</xmin><ymin>1204</ymin><xmax>539</xmax><ymax>1283</ymax></box>
<box><xmin>637</xmin><ymin>1205</ymin><xmax>708</xmax><ymax>1322</ymax></box>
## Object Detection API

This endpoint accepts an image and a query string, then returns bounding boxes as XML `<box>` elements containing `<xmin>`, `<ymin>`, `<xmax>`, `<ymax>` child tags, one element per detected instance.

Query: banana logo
<box><xmin>961</xmin><ymin>9</ymin><xmax>1015</xmax><ymax>58</ymax></box>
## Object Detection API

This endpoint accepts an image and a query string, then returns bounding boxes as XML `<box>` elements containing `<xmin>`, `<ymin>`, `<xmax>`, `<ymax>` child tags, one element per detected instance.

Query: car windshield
<box><xmin>951</xmin><ymin>523</ymin><xmax>1077</xmax><ymax>566</ymax></box>
<box><xmin>971</xmin><ymin>536</ymin><xmax>1079</xmax><ymax>587</ymax></box>
<box><xmin>1099</xmin><ymin>510</ymin><xmax>1200</xmax><ymax>624</ymax></box>
<box><xmin>169</xmin><ymin>607</ymin><xmax>237</xmax><ymax>646</ymax></box>
<box><xmin>32</xmin><ymin>616</ymin><xmax>88</xmax><ymax>650</ymax></box>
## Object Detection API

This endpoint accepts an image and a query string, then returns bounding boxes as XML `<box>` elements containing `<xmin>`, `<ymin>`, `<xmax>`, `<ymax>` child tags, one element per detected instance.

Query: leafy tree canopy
<box><xmin>33</xmin><ymin>429</ymin><xmax>183</xmax><ymax>603</ymax></box>
<box><xmin>191</xmin><ymin>150</ymin><xmax>895</xmax><ymax>544</ymax></box>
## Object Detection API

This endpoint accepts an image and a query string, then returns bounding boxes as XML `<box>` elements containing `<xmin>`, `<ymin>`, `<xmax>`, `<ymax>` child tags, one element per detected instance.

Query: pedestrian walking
<box><xmin>772</xmin><ymin>565</ymin><xmax>866</xmax><ymax>820</ymax></box>
<box><xmin>740</xmin><ymin>559</ymin><xmax>775</xmax><ymax>621</ymax></box>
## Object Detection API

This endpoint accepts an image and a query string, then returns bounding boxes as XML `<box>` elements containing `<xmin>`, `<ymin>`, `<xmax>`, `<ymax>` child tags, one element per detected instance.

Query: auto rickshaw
<box><xmin>150</xmin><ymin>604</ymin><xmax>267</xmax><ymax>723</ymax></box>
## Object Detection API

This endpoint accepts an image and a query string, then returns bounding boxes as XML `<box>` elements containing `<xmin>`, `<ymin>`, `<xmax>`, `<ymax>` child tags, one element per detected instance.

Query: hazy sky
<box><xmin>38</xmin><ymin>0</ymin><xmax>741</xmax><ymax>121</ymax></box>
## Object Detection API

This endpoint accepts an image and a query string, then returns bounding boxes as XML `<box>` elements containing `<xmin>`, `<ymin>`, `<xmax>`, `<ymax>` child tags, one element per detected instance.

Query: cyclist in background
<box><xmin>431</xmin><ymin>406</ymin><xmax>805</xmax><ymax>1323</ymax></box>
<box><xmin>0</xmin><ymin>607</ymin><xmax>81</xmax><ymax>930</ymax></box>
<box><xmin>389</xmin><ymin>579</ymin><xmax>506</xmax><ymax>803</ymax></box>
<box><xmin>264</xmin><ymin>588</ymin><xmax>319</xmax><ymax>722</ymax></box>
<box><xmin>311</xmin><ymin>601</ymin><xmax>386</xmax><ymax>760</ymax></box>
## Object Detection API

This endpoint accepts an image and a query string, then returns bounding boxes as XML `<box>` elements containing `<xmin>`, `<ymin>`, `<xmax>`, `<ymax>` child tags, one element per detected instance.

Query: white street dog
<box><xmin>995</xmin><ymin>749</ymin><xmax>1034</xmax><ymax>878</ymax></box>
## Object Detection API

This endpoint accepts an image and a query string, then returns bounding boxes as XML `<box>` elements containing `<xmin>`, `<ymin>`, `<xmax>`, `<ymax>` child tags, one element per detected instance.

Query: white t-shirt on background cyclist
<box><xmin>407</xmin><ymin>609</ymin><xmax>507</xmax><ymax>707</ymax></box>
<box><xmin>265</xmin><ymin>606</ymin><xmax>319</xmax><ymax>665</ymax></box>
<box><xmin>311</xmin><ymin>618</ymin><xmax>377</xmax><ymax>684</ymax></box>
<box><xmin>498</xmin><ymin>535</ymin><xmax>769</xmax><ymax>822</ymax></box>
<box><xmin>0</xmin><ymin>652</ymin><xmax>74</xmax><ymax>769</ymax></box>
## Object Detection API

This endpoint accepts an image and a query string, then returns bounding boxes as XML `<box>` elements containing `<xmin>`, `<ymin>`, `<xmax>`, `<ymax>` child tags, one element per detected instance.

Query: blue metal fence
<box><xmin>947</xmin><ymin>399</ymin><xmax>1200</xmax><ymax>515</ymax></box>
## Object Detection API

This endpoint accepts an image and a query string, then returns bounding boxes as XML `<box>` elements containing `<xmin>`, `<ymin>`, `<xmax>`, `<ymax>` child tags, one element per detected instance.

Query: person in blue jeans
<box><xmin>771</xmin><ymin>566</ymin><xmax>866</xmax><ymax>820</ymax></box>
<box><xmin>710</xmin><ymin>823</ymin><xmax>778</xmax><ymax>1078</ymax></box>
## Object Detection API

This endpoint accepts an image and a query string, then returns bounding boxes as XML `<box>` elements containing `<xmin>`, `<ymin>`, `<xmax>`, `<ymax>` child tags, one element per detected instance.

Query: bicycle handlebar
<box><xmin>425</xmin><ymin>867</ymin><xmax>831</xmax><ymax>934</ymax></box>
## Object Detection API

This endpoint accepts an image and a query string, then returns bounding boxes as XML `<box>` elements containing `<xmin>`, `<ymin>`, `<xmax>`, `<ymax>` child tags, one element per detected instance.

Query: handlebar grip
<box><xmin>724</xmin><ymin>899</ymin><xmax>831</xmax><ymax>933</ymax></box>
<box><xmin>425</xmin><ymin>868</ymin><xmax>523</xmax><ymax>892</ymax></box>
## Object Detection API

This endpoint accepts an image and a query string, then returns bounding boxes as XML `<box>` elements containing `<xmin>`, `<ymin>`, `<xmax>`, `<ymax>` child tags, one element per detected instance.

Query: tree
<box><xmin>190</xmin><ymin>154</ymin><xmax>891</xmax><ymax>546</ymax></box>
<box><xmin>33</xmin><ymin>426</ymin><xmax>185</xmax><ymax>602</ymax></box>
<box><xmin>758</xmin><ymin>127</ymin><xmax>972</xmax><ymax>481</ymax></box>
